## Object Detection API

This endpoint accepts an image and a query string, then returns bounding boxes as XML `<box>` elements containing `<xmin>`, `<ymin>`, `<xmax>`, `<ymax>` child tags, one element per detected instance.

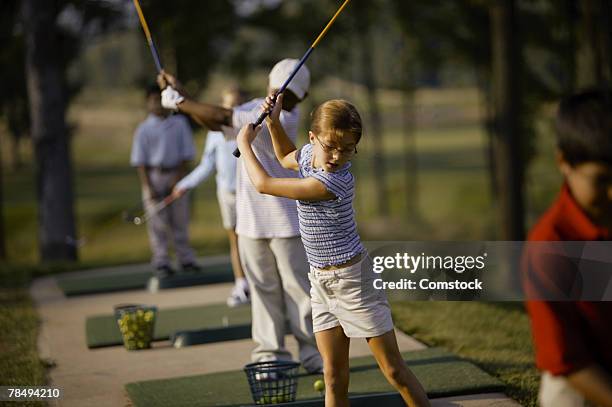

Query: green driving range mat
<box><xmin>86</xmin><ymin>302</ymin><xmax>251</xmax><ymax>348</ymax></box>
<box><xmin>58</xmin><ymin>263</ymin><xmax>233</xmax><ymax>297</ymax></box>
<box><xmin>126</xmin><ymin>347</ymin><xmax>504</xmax><ymax>407</ymax></box>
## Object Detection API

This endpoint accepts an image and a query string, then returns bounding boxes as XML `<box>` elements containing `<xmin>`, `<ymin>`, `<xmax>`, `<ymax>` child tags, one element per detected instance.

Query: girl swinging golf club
<box><xmin>236</xmin><ymin>95</ymin><xmax>430</xmax><ymax>407</ymax></box>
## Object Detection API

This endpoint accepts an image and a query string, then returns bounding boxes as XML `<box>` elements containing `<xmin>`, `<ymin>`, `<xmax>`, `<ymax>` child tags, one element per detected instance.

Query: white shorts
<box><xmin>216</xmin><ymin>189</ymin><xmax>236</xmax><ymax>230</ymax></box>
<box><xmin>308</xmin><ymin>255</ymin><xmax>394</xmax><ymax>338</ymax></box>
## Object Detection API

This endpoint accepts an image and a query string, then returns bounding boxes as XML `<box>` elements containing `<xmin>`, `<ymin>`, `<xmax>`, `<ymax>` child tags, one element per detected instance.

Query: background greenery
<box><xmin>4</xmin><ymin>1</ymin><xmax>605</xmax><ymax>404</ymax></box>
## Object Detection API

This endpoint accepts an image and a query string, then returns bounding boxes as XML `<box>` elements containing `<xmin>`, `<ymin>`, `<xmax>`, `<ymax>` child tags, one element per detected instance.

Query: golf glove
<box><xmin>161</xmin><ymin>86</ymin><xmax>184</xmax><ymax>111</ymax></box>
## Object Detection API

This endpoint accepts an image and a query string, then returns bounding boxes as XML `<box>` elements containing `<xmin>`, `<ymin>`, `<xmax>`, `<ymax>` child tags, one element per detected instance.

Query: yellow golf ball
<box><xmin>314</xmin><ymin>379</ymin><xmax>325</xmax><ymax>392</ymax></box>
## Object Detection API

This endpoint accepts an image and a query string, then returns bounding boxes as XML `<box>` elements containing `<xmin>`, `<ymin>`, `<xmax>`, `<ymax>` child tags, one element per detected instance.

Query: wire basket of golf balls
<box><xmin>244</xmin><ymin>360</ymin><xmax>300</xmax><ymax>404</ymax></box>
<box><xmin>114</xmin><ymin>304</ymin><xmax>157</xmax><ymax>351</ymax></box>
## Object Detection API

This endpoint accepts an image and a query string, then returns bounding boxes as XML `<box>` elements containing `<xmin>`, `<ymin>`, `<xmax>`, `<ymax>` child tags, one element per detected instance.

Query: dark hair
<box><xmin>145</xmin><ymin>83</ymin><xmax>160</xmax><ymax>98</ymax></box>
<box><xmin>556</xmin><ymin>89</ymin><xmax>612</xmax><ymax>166</ymax></box>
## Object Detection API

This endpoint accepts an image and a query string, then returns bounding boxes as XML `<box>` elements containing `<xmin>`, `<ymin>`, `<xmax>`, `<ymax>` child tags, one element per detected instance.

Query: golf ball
<box><xmin>313</xmin><ymin>379</ymin><xmax>325</xmax><ymax>392</ymax></box>
<box><xmin>117</xmin><ymin>308</ymin><xmax>155</xmax><ymax>350</ymax></box>
<box><xmin>275</xmin><ymin>395</ymin><xmax>290</xmax><ymax>403</ymax></box>
<box><xmin>134</xmin><ymin>217</ymin><xmax>142</xmax><ymax>225</ymax></box>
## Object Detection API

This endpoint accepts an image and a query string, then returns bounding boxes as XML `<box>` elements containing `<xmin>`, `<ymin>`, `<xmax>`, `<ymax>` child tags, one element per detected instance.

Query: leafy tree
<box><xmin>137</xmin><ymin>0</ymin><xmax>237</xmax><ymax>90</ymax></box>
<box><xmin>0</xmin><ymin>0</ymin><xmax>29</xmax><ymax>260</ymax></box>
<box><xmin>1</xmin><ymin>0</ymin><xmax>30</xmax><ymax>172</ymax></box>
<box><xmin>390</xmin><ymin>0</ymin><xmax>607</xmax><ymax>238</ymax></box>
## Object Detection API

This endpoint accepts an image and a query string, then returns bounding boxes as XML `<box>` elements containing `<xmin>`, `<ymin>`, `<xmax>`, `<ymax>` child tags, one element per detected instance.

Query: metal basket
<box><xmin>114</xmin><ymin>304</ymin><xmax>157</xmax><ymax>351</ymax></box>
<box><xmin>244</xmin><ymin>360</ymin><xmax>300</xmax><ymax>404</ymax></box>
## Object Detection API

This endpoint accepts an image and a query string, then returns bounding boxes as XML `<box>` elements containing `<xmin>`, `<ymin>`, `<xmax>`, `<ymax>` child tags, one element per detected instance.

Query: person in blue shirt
<box><xmin>173</xmin><ymin>87</ymin><xmax>250</xmax><ymax>306</ymax></box>
<box><xmin>130</xmin><ymin>84</ymin><xmax>198</xmax><ymax>278</ymax></box>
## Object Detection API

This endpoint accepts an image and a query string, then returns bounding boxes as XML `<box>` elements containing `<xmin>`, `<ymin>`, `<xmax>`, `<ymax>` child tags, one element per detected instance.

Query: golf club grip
<box><xmin>133</xmin><ymin>0</ymin><xmax>163</xmax><ymax>73</ymax></box>
<box><xmin>232</xmin><ymin>112</ymin><xmax>269</xmax><ymax>157</ymax></box>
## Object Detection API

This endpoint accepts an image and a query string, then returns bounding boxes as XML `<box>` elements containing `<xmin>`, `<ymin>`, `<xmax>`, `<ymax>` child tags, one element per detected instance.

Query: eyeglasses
<box><xmin>314</xmin><ymin>133</ymin><xmax>357</xmax><ymax>156</ymax></box>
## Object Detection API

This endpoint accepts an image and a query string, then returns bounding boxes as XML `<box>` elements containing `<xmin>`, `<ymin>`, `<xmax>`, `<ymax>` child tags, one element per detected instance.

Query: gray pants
<box><xmin>238</xmin><ymin>235</ymin><xmax>321</xmax><ymax>368</ymax></box>
<box><xmin>144</xmin><ymin>169</ymin><xmax>196</xmax><ymax>268</ymax></box>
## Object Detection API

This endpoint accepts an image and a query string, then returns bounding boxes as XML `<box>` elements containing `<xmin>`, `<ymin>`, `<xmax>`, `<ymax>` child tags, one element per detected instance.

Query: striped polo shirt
<box><xmin>295</xmin><ymin>143</ymin><xmax>365</xmax><ymax>268</ymax></box>
<box><xmin>230</xmin><ymin>98</ymin><xmax>301</xmax><ymax>239</ymax></box>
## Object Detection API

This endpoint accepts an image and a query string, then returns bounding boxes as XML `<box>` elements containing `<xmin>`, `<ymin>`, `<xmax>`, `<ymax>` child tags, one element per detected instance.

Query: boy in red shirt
<box><xmin>525</xmin><ymin>89</ymin><xmax>612</xmax><ymax>406</ymax></box>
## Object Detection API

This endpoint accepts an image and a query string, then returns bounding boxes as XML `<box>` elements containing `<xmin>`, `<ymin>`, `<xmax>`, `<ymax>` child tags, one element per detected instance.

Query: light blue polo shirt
<box><xmin>130</xmin><ymin>113</ymin><xmax>195</xmax><ymax>168</ymax></box>
<box><xmin>177</xmin><ymin>131</ymin><xmax>238</xmax><ymax>193</ymax></box>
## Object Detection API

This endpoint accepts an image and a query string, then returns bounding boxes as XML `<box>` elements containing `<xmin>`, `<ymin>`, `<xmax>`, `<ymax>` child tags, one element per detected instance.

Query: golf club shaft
<box><xmin>232</xmin><ymin>0</ymin><xmax>352</xmax><ymax>158</ymax></box>
<box><xmin>133</xmin><ymin>0</ymin><xmax>163</xmax><ymax>73</ymax></box>
<box><xmin>131</xmin><ymin>194</ymin><xmax>176</xmax><ymax>226</ymax></box>
<box><xmin>142</xmin><ymin>195</ymin><xmax>176</xmax><ymax>222</ymax></box>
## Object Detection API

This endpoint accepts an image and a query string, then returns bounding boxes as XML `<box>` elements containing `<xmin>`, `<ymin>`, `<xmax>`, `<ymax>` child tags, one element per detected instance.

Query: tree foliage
<box><xmin>137</xmin><ymin>0</ymin><xmax>237</xmax><ymax>88</ymax></box>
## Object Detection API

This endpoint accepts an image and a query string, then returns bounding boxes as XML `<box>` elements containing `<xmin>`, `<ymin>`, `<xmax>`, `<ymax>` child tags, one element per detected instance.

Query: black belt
<box><xmin>146</xmin><ymin>166</ymin><xmax>178</xmax><ymax>173</ymax></box>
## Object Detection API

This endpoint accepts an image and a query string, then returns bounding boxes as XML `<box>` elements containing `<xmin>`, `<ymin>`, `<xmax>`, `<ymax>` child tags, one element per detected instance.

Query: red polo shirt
<box><xmin>525</xmin><ymin>184</ymin><xmax>612</xmax><ymax>376</ymax></box>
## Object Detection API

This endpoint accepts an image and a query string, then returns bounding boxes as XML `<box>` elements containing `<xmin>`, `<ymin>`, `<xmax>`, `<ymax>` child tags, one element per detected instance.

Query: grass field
<box><xmin>0</xmin><ymin>81</ymin><xmax>560</xmax><ymax>404</ymax></box>
<box><xmin>0</xmin><ymin>268</ymin><xmax>47</xmax><ymax>407</ymax></box>
<box><xmin>2</xmin><ymin>81</ymin><xmax>561</xmax><ymax>264</ymax></box>
<box><xmin>392</xmin><ymin>302</ymin><xmax>539</xmax><ymax>407</ymax></box>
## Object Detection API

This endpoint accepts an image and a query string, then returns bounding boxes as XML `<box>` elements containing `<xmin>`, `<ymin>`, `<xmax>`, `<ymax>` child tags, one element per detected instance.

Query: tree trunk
<box><xmin>356</xmin><ymin>24</ymin><xmax>388</xmax><ymax>217</ymax></box>
<box><xmin>7</xmin><ymin>103</ymin><xmax>26</xmax><ymax>171</ymax></box>
<box><xmin>476</xmin><ymin>67</ymin><xmax>497</xmax><ymax>201</ymax></box>
<box><xmin>578</xmin><ymin>0</ymin><xmax>606</xmax><ymax>87</ymax></box>
<box><xmin>401</xmin><ymin>41</ymin><xmax>418</xmax><ymax>218</ymax></box>
<box><xmin>23</xmin><ymin>0</ymin><xmax>77</xmax><ymax>261</ymax></box>
<box><xmin>564</xmin><ymin>0</ymin><xmax>578</xmax><ymax>93</ymax></box>
<box><xmin>490</xmin><ymin>0</ymin><xmax>524</xmax><ymax>240</ymax></box>
<box><xmin>0</xmin><ymin>136</ymin><xmax>6</xmax><ymax>260</ymax></box>
<box><xmin>599</xmin><ymin>0</ymin><xmax>612</xmax><ymax>85</ymax></box>
<box><xmin>9</xmin><ymin>133</ymin><xmax>22</xmax><ymax>171</ymax></box>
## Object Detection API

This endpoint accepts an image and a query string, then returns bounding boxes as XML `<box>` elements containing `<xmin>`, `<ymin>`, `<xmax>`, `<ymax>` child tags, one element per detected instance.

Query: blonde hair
<box><xmin>221</xmin><ymin>86</ymin><xmax>247</xmax><ymax>108</ymax></box>
<box><xmin>311</xmin><ymin>99</ymin><xmax>362</xmax><ymax>143</ymax></box>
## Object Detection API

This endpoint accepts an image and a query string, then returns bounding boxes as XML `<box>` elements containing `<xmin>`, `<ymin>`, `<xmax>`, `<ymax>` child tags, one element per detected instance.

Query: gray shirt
<box><xmin>130</xmin><ymin>114</ymin><xmax>195</xmax><ymax>168</ymax></box>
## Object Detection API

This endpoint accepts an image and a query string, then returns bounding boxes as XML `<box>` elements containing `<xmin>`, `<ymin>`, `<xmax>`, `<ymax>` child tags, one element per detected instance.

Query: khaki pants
<box><xmin>539</xmin><ymin>372</ymin><xmax>594</xmax><ymax>407</ymax></box>
<box><xmin>238</xmin><ymin>235</ymin><xmax>321</xmax><ymax>369</ymax></box>
<box><xmin>144</xmin><ymin>168</ymin><xmax>196</xmax><ymax>268</ymax></box>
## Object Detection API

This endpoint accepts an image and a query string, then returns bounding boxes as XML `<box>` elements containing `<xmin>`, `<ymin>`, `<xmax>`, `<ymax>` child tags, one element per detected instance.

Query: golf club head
<box><xmin>122</xmin><ymin>207</ymin><xmax>146</xmax><ymax>225</ymax></box>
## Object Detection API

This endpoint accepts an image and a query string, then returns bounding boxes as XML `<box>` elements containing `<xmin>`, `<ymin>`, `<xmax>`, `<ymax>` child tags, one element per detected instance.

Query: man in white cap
<box><xmin>158</xmin><ymin>59</ymin><xmax>323</xmax><ymax>373</ymax></box>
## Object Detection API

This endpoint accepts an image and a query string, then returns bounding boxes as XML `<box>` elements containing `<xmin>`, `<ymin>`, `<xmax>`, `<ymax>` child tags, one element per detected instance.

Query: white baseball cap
<box><xmin>268</xmin><ymin>58</ymin><xmax>310</xmax><ymax>100</ymax></box>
